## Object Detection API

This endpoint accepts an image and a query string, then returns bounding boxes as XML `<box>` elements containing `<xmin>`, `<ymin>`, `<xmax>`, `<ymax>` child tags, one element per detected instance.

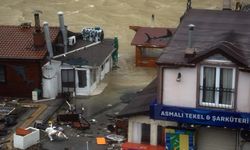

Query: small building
<box><xmin>0</xmin><ymin>12</ymin><xmax>117</xmax><ymax>99</ymax></box>
<box><xmin>130</xmin><ymin>26</ymin><xmax>175</xmax><ymax>67</ymax></box>
<box><xmin>0</xmin><ymin>14</ymin><xmax>59</xmax><ymax>98</ymax></box>
<box><xmin>41</xmin><ymin>12</ymin><xmax>117</xmax><ymax>98</ymax></box>
<box><xmin>42</xmin><ymin>38</ymin><xmax>116</xmax><ymax>98</ymax></box>
<box><xmin>151</xmin><ymin>9</ymin><xmax>250</xmax><ymax>150</ymax></box>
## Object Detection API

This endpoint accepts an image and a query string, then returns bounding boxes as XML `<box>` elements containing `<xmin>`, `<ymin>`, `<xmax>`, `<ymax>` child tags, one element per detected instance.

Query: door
<box><xmin>61</xmin><ymin>69</ymin><xmax>75</xmax><ymax>93</ymax></box>
<box><xmin>197</xmin><ymin>127</ymin><xmax>236</xmax><ymax>150</ymax></box>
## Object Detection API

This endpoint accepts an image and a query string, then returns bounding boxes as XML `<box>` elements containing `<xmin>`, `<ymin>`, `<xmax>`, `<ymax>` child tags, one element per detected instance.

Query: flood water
<box><xmin>0</xmin><ymin>0</ymin><xmax>222</xmax><ymax>51</ymax></box>
<box><xmin>0</xmin><ymin>0</ymin><xmax>223</xmax><ymax>86</ymax></box>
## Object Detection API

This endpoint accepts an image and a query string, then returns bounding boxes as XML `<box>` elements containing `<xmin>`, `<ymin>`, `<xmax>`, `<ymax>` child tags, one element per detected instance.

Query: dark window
<box><xmin>61</xmin><ymin>69</ymin><xmax>75</xmax><ymax>87</ymax></box>
<box><xmin>0</xmin><ymin>65</ymin><xmax>5</xmax><ymax>83</ymax></box>
<box><xmin>78</xmin><ymin>70</ymin><xmax>87</xmax><ymax>88</ymax></box>
<box><xmin>141</xmin><ymin>123</ymin><xmax>150</xmax><ymax>144</ymax></box>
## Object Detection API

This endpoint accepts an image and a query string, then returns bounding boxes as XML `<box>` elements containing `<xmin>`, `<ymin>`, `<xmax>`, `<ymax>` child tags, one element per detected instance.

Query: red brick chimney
<box><xmin>33</xmin><ymin>12</ymin><xmax>45</xmax><ymax>48</ymax></box>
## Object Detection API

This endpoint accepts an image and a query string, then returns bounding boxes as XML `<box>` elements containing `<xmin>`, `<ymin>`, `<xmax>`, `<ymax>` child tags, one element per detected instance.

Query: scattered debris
<box><xmin>57</xmin><ymin>114</ymin><xmax>90</xmax><ymax>129</ymax></box>
<box><xmin>45</xmin><ymin>126</ymin><xmax>68</xmax><ymax>141</ymax></box>
<box><xmin>106</xmin><ymin>134</ymin><xmax>125</xmax><ymax>143</ymax></box>
<box><xmin>96</xmin><ymin>137</ymin><xmax>106</xmax><ymax>145</ymax></box>
<box><xmin>107</xmin><ymin>104</ymin><xmax>112</xmax><ymax>107</ymax></box>
<box><xmin>90</xmin><ymin>119</ymin><xmax>97</xmax><ymax>123</ymax></box>
<box><xmin>13</xmin><ymin>127</ymin><xmax>40</xmax><ymax>149</ymax></box>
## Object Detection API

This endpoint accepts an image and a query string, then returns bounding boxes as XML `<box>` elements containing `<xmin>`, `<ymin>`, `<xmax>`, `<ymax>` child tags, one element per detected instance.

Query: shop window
<box><xmin>78</xmin><ymin>70</ymin><xmax>87</xmax><ymax>88</ymax></box>
<box><xmin>141</xmin><ymin>48</ymin><xmax>163</xmax><ymax>58</ymax></box>
<box><xmin>0</xmin><ymin>65</ymin><xmax>6</xmax><ymax>83</ymax></box>
<box><xmin>141</xmin><ymin>123</ymin><xmax>150</xmax><ymax>144</ymax></box>
<box><xmin>199</xmin><ymin>65</ymin><xmax>236</xmax><ymax>109</ymax></box>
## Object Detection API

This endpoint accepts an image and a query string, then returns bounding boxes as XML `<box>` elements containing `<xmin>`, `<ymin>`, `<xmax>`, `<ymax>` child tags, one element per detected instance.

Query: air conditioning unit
<box><xmin>68</xmin><ymin>36</ymin><xmax>76</xmax><ymax>46</ymax></box>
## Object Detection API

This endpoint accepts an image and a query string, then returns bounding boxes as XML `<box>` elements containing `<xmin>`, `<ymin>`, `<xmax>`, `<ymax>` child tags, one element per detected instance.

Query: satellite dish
<box><xmin>241</xmin><ymin>130</ymin><xmax>250</xmax><ymax>141</ymax></box>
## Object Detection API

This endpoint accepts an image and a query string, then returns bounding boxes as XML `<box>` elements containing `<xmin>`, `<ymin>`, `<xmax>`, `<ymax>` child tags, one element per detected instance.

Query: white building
<box><xmin>42</xmin><ymin>38</ymin><xmax>116</xmax><ymax>98</ymax></box>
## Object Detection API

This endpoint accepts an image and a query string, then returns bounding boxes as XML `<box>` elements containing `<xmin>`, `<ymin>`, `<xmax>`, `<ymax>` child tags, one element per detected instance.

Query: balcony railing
<box><xmin>199</xmin><ymin>86</ymin><xmax>235</xmax><ymax>109</ymax></box>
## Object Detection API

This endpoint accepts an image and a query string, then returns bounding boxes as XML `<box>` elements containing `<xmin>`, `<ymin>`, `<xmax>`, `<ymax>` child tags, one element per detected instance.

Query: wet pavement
<box><xmin>41</xmin><ymin>66</ymin><xmax>155</xmax><ymax>149</ymax></box>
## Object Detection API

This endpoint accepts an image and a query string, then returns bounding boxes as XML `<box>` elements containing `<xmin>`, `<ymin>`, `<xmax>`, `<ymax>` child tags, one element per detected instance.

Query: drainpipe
<box><xmin>43</xmin><ymin>22</ymin><xmax>54</xmax><ymax>59</ymax></box>
<box><xmin>58</xmin><ymin>11</ymin><xmax>68</xmax><ymax>53</ymax></box>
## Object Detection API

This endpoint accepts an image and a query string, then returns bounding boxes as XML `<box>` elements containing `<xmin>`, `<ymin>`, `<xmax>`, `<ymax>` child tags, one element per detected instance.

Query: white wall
<box><xmin>162</xmin><ymin>67</ymin><xmax>197</xmax><ymax>107</ymax></box>
<box><xmin>237</xmin><ymin>71</ymin><xmax>250</xmax><ymax>112</ymax></box>
<box><xmin>128</xmin><ymin>115</ymin><xmax>177</xmax><ymax>145</ymax></box>
<box><xmin>101</xmin><ymin>57</ymin><xmax>112</xmax><ymax>80</ymax></box>
<box><xmin>42</xmin><ymin>60</ymin><xmax>61</xmax><ymax>99</ymax></box>
<box><xmin>75</xmin><ymin>68</ymin><xmax>91</xmax><ymax>96</ymax></box>
<box><xmin>42</xmin><ymin>56</ymin><xmax>113</xmax><ymax>97</ymax></box>
<box><xmin>162</xmin><ymin>66</ymin><xmax>250</xmax><ymax>112</ymax></box>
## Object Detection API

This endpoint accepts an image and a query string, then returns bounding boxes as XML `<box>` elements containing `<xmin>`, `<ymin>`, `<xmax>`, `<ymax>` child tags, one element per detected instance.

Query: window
<box><xmin>0</xmin><ymin>65</ymin><xmax>5</xmax><ymax>83</ymax></box>
<box><xmin>141</xmin><ymin>123</ymin><xmax>150</xmax><ymax>144</ymax></box>
<box><xmin>61</xmin><ymin>69</ymin><xmax>74</xmax><ymax>87</ymax></box>
<box><xmin>78</xmin><ymin>70</ymin><xmax>87</xmax><ymax>88</ymax></box>
<box><xmin>141</xmin><ymin>48</ymin><xmax>163</xmax><ymax>58</ymax></box>
<box><xmin>199</xmin><ymin>66</ymin><xmax>236</xmax><ymax>108</ymax></box>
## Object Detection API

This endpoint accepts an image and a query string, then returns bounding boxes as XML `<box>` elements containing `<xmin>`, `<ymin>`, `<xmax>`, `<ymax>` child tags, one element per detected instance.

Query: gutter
<box><xmin>52</xmin><ymin>41</ymin><xmax>101</xmax><ymax>59</ymax></box>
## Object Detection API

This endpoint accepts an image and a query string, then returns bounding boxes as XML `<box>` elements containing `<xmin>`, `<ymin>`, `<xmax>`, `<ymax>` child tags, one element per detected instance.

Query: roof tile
<box><xmin>0</xmin><ymin>25</ymin><xmax>59</xmax><ymax>60</ymax></box>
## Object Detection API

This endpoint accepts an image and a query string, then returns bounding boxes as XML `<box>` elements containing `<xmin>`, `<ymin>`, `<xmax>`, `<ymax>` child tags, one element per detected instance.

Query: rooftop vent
<box><xmin>33</xmin><ymin>11</ymin><xmax>45</xmax><ymax>48</ymax></box>
<box><xmin>185</xmin><ymin>24</ymin><xmax>196</xmax><ymax>58</ymax></box>
<box><xmin>68</xmin><ymin>36</ymin><xmax>76</xmax><ymax>46</ymax></box>
<box><xmin>58</xmin><ymin>11</ymin><xmax>68</xmax><ymax>53</ymax></box>
<box><xmin>43</xmin><ymin>22</ymin><xmax>53</xmax><ymax>58</ymax></box>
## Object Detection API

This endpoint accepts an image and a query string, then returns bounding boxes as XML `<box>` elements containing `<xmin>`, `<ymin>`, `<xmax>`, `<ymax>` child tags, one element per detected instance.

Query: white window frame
<box><xmin>199</xmin><ymin>65</ymin><xmax>236</xmax><ymax>108</ymax></box>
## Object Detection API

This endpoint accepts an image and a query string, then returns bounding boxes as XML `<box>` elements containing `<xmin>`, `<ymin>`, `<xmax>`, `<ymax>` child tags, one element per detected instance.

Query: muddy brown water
<box><xmin>0</xmin><ymin>0</ymin><xmax>223</xmax><ymax>86</ymax></box>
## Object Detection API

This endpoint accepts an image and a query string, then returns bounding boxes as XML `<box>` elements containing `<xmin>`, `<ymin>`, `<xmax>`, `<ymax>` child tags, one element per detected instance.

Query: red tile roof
<box><xmin>130</xmin><ymin>26</ymin><xmax>175</xmax><ymax>48</ymax></box>
<box><xmin>0</xmin><ymin>25</ymin><xmax>59</xmax><ymax>60</ymax></box>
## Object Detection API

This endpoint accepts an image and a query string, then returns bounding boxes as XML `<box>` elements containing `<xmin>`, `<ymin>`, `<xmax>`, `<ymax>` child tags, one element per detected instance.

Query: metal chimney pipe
<box><xmin>188</xmin><ymin>24</ymin><xmax>195</xmax><ymax>48</ymax></box>
<box><xmin>58</xmin><ymin>11</ymin><xmax>68</xmax><ymax>53</ymax></box>
<box><xmin>34</xmin><ymin>13</ymin><xmax>41</xmax><ymax>32</ymax></box>
<box><xmin>43</xmin><ymin>22</ymin><xmax>54</xmax><ymax>58</ymax></box>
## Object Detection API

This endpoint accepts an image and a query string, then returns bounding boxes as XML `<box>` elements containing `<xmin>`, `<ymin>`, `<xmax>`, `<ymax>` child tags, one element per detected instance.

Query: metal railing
<box><xmin>199</xmin><ymin>86</ymin><xmax>235</xmax><ymax>109</ymax></box>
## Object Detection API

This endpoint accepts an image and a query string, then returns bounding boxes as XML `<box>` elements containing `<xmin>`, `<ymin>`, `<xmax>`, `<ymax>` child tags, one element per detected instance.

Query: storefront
<box><xmin>150</xmin><ymin>103</ymin><xmax>250</xmax><ymax>150</ymax></box>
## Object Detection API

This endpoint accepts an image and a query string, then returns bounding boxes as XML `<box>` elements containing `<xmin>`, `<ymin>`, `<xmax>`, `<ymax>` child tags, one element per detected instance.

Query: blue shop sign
<box><xmin>150</xmin><ymin>103</ymin><xmax>250</xmax><ymax>129</ymax></box>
